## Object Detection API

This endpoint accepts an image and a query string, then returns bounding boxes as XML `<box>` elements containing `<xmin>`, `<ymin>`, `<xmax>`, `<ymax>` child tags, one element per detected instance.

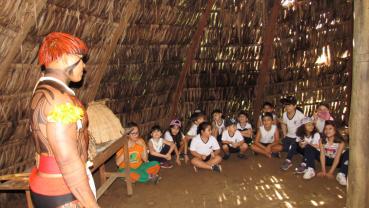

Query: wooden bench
<box><xmin>0</xmin><ymin>135</ymin><xmax>132</xmax><ymax>207</ymax></box>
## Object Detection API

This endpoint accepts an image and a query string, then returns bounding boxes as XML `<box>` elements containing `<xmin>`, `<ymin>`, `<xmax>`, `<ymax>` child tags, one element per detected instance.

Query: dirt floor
<box><xmin>98</xmin><ymin>153</ymin><xmax>347</xmax><ymax>208</ymax></box>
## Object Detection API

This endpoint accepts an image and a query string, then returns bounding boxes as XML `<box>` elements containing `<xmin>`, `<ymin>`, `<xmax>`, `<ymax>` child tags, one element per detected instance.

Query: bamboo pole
<box><xmin>84</xmin><ymin>1</ymin><xmax>139</xmax><ymax>102</ymax></box>
<box><xmin>0</xmin><ymin>0</ymin><xmax>47</xmax><ymax>83</ymax></box>
<box><xmin>252</xmin><ymin>0</ymin><xmax>281</xmax><ymax>123</ymax></box>
<box><xmin>170</xmin><ymin>0</ymin><xmax>217</xmax><ymax>118</ymax></box>
<box><xmin>347</xmin><ymin>0</ymin><xmax>369</xmax><ymax>207</ymax></box>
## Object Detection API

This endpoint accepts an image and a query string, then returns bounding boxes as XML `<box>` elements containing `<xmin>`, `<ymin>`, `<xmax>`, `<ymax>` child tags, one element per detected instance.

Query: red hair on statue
<box><xmin>38</xmin><ymin>32</ymin><xmax>88</xmax><ymax>66</ymax></box>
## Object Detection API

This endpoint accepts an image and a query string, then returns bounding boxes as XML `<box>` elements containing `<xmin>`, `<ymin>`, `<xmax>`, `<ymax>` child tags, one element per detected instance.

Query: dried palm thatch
<box><xmin>0</xmin><ymin>0</ymin><xmax>353</xmax><ymax>181</ymax></box>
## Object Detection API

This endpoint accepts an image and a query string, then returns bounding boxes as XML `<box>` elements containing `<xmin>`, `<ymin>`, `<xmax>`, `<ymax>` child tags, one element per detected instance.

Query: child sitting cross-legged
<box><xmin>115</xmin><ymin>122</ymin><xmax>161</xmax><ymax>184</ymax></box>
<box><xmin>184</xmin><ymin>111</ymin><xmax>206</xmax><ymax>163</ymax></box>
<box><xmin>222</xmin><ymin>118</ymin><xmax>248</xmax><ymax>160</ymax></box>
<box><xmin>190</xmin><ymin>122</ymin><xmax>222</xmax><ymax>173</ymax></box>
<box><xmin>148</xmin><ymin>125</ymin><xmax>180</xmax><ymax>168</ymax></box>
<box><xmin>251</xmin><ymin>112</ymin><xmax>283</xmax><ymax>158</ymax></box>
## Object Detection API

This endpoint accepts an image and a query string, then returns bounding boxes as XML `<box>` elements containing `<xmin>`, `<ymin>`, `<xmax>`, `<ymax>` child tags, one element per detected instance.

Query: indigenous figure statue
<box><xmin>29</xmin><ymin>32</ymin><xmax>100</xmax><ymax>208</ymax></box>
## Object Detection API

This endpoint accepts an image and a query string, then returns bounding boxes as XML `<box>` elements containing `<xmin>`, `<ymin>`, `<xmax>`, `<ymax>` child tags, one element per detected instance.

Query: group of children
<box><xmin>114</xmin><ymin>95</ymin><xmax>349</xmax><ymax>186</ymax></box>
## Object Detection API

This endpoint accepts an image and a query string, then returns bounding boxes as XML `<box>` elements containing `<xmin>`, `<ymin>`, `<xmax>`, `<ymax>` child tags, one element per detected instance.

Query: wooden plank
<box><xmin>123</xmin><ymin>136</ymin><xmax>133</xmax><ymax>196</ymax></box>
<box><xmin>84</xmin><ymin>1</ymin><xmax>139</xmax><ymax>102</ymax></box>
<box><xmin>170</xmin><ymin>0</ymin><xmax>216</xmax><ymax>118</ymax></box>
<box><xmin>96</xmin><ymin>174</ymin><xmax>118</xmax><ymax>199</ymax></box>
<box><xmin>25</xmin><ymin>190</ymin><xmax>33</xmax><ymax>208</ymax></box>
<box><xmin>347</xmin><ymin>0</ymin><xmax>369</xmax><ymax>207</ymax></box>
<box><xmin>91</xmin><ymin>136</ymin><xmax>125</xmax><ymax>172</ymax></box>
<box><xmin>0</xmin><ymin>0</ymin><xmax>47</xmax><ymax>81</ymax></box>
<box><xmin>252</xmin><ymin>0</ymin><xmax>281</xmax><ymax>123</ymax></box>
<box><xmin>99</xmin><ymin>164</ymin><xmax>107</xmax><ymax>185</ymax></box>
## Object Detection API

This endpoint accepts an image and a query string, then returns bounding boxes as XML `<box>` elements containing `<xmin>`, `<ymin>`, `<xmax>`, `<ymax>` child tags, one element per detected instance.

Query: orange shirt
<box><xmin>116</xmin><ymin>143</ymin><xmax>145</xmax><ymax>169</ymax></box>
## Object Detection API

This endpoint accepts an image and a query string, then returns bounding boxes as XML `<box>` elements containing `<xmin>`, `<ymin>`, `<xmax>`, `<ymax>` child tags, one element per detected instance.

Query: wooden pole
<box><xmin>170</xmin><ymin>0</ymin><xmax>216</xmax><ymax>118</ymax></box>
<box><xmin>252</xmin><ymin>1</ymin><xmax>281</xmax><ymax>124</ymax></box>
<box><xmin>347</xmin><ymin>0</ymin><xmax>369</xmax><ymax>207</ymax></box>
<box><xmin>83</xmin><ymin>1</ymin><xmax>139</xmax><ymax>102</ymax></box>
<box><xmin>0</xmin><ymin>0</ymin><xmax>47</xmax><ymax>83</ymax></box>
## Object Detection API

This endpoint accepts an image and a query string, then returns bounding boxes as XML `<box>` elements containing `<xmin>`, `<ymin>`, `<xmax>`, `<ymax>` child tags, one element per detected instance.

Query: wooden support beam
<box><xmin>0</xmin><ymin>0</ymin><xmax>47</xmax><ymax>83</ymax></box>
<box><xmin>347</xmin><ymin>0</ymin><xmax>369</xmax><ymax>207</ymax></box>
<box><xmin>252</xmin><ymin>0</ymin><xmax>281</xmax><ymax>124</ymax></box>
<box><xmin>170</xmin><ymin>0</ymin><xmax>216</xmax><ymax>118</ymax></box>
<box><xmin>84</xmin><ymin>1</ymin><xmax>139</xmax><ymax>102</ymax></box>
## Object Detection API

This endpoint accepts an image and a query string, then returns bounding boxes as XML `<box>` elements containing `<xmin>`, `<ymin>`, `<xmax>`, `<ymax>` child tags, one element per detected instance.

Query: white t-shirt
<box><xmin>296</xmin><ymin>132</ymin><xmax>321</xmax><ymax>146</ymax></box>
<box><xmin>149</xmin><ymin>138</ymin><xmax>164</xmax><ymax>152</ymax></box>
<box><xmin>190</xmin><ymin>135</ymin><xmax>220</xmax><ymax>156</ymax></box>
<box><xmin>282</xmin><ymin>110</ymin><xmax>305</xmax><ymax>138</ymax></box>
<box><xmin>186</xmin><ymin>124</ymin><xmax>198</xmax><ymax>137</ymax></box>
<box><xmin>214</xmin><ymin>119</ymin><xmax>225</xmax><ymax>135</ymax></box>
<box><xmin>163</xmin><ymin>130</ymin><xmax>184</xmax><ymax>143</ymax></box>
<box><xmin>324</xmin><ymin>142</ymin><xmax>340</xmax><ymax>158</ymax></box>
<box><xmin>221</xmin><ymin>130</ymin><xmax>244</xmax><ymax>147</ymax></box>
<box><xmin>237</xmin><ymin>122</ymin><xmax>252</xmax><ymax>131</ymax></box>
<box><xmin>259</xmin><ymin>125</ymin><xmax>277</xmax><ymax>144</ymax></box>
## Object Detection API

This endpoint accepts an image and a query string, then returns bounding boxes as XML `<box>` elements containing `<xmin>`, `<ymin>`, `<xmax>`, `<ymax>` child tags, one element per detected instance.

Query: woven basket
<box><xmin>87</xmin><ymin>100</ymin><xmax>124</xmax><ymax>144</ymax></box>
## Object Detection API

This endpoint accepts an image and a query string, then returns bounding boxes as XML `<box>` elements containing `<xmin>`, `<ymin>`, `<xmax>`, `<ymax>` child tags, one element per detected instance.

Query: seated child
<box><xmin>303</xmin><ymin>121</ymin><xmax>349</xmax><ymax>186</ymax></box>
<box><xmin>294</xmin><ymin>117</ymin><xmax>321</xmax><ymax>173</ymax></box>
<box><xmin>257</xmin><ymin>102</ymin><xmax>279</xmax><ymax>128</ymax></box>
<box><xmin>251</xmin><ymin>112</ymin><xmax>282</xmax><ymax>158</ymax></box>
<box><xmin>115</xmin><ymin>122</ymin><xmax>161</xmax><ymax>184</ymax></box>
<box><xmin>236</xmin><ymin>110</ymin><xmax>253</xmax><ymax>146</ymax></box>
<box><xmin>148</xmin><ymin>125</ymin><xmax>180</xmax><ymax>168</ymax></box>
<box><xmin>190</xmin><ymin>122</ymin><xmax>222</xmax><ymax>173</ymax></box>
<box><xmin>184</xmin><ymin>111</ymin><xmax>206</xmax><ymax>163</ymax></box>
<box><xmin>280</xmin><ymin>96</ymin><xmax>305</xmax><ymax>171</ymax></box>
<box><xmin>164</xmin><ymin>119</ymin><xmax>185</xmax><ymax>162</ymax></box>
<box><xmin>211</xmin><ymin>109</ymin><xmax>225</xmax><ymax>143</ymax></box>
<box><xmin>313</xmin><ymin>102</ymin><xmax>334</xmax><ymax>133</ymax></box>
<box><xmin>222</xmin><ymin>118</ymin><xmax>248</xmax><ymax>159</ymax></box>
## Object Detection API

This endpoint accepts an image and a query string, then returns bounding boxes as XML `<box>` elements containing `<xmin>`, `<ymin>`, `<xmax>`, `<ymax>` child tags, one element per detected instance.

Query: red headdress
<box><xmin>38</xmin><ymin>32</ymin><xmax>88</xmax><ymax>66</ymax></box>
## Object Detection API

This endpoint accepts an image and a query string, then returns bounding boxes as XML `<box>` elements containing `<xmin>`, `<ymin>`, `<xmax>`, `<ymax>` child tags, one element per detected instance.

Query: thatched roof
<box><xmin>0</xmin><ymin>0</ymin><xmax>352</xmax><ymax>175</ymax></box>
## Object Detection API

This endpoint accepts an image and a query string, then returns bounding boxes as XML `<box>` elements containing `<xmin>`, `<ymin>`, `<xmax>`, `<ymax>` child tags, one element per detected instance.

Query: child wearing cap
<box><xmin>164</xmin><ymin>119</ymin><xmax>185</xmax><ymax>162</ymax></box>
<box><xmin>294</xmin><ymin>117</ymin><xmax>321</xmax><ymax>174</ymax></box>
<box><xmin>211</xmin><ymin>109</ymin><xmax>225</xmax><ymax>143</ymax></box>
<box><xmin>312</xmin><ymin>102</ymin><xmax>334</xmax><ymax>133</ymax></box>
<box><xmin>251</xmin><ymin>112</ymin><xmax>282</xmax><ymax>158</ymax></box>
<box><xmin>184</xmin><ymin>111</ymin><xmax>206</xmax><ymax>163</ymax></box>
<box><xmin>148</xmin><ymin>125</ymin><xmax>180</xmax><ymax>168</ymax></box>
<box><xmin>222</xmin><ymin>118</ymin><xmax>248</xmax><ymax>159</ymax></box>
<box><xmin>190</xmin><ymin>122</ymin><xmax>222</xmax><ymax>173</ymax></box>
<box><xmin>280</xmin><ymin>96</ymin><xmax>305</xmax><ymax>171</ymax></box>
<box><xmin>236</xmin><ymin>111</ymin><xmax>253</xmax><ymax>146</ymax></box>
<box><xmin>257</xmin><ymin>102</ymin><xmax>279</xmax><ymax>128</ymax></box>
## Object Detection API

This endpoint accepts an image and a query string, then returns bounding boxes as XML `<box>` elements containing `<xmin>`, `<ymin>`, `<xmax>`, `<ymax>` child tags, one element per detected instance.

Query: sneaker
<box><xmin>271</xmin><ymin>152</ymin><xmax>281</xmax><ymax>158</ymax></box>
<box><xmin>281</xmin><ymin>159</ymin><xmax>292</xmax><ymax>171</ymax></box>
<box><xmin>223</xmin><ymin>153</ymin><xmax>231</xmax><ymax>160</ymax></box>
<box><xmin>179</xmin><ymin>153</ymin><xmax>185</xmax><ymax>161</ymax></box>
<box><xmin>336</xmin><ymin>173</ymin><xmax>347</xmax><ymax>186</ymax></box>
<box><xmin>295</xmin><ymin>162</ymin><xmax>307</xmax><ymax>174</ymax></box>
<box><xmin>149</xmin><ymin>174</ymin><xmax>162</xmax><ymax>184</ymax></box>
<box><xmin>160</xmin><ymin>161</ymin><xmax>173</xmax><ymax>169</ymax></box>
<box><xmin>237</xmin><ymin>153</ymin><xmax>247</xmax><ymax>159</ymax></box>
<box><xmin>212</xmin><ymin>164</ymin><xmax>222</xmax><ymax>173</ymax></box>
<box><xmin>303</xmin><ymin>167</ymin><xmax>316</xmax><ymax>180</ymax></box>
<box><xmin>193</xmin><ymin>166</ymin><xmax>198</xmax><ymax>173</ymax></box>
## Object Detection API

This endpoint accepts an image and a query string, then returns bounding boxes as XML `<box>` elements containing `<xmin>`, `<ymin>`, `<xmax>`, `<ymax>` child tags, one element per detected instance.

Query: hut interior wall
<box><xmin>0</xmin><ymin>0</ymin><xmax>353</xmax><ymax>178</ymax></box>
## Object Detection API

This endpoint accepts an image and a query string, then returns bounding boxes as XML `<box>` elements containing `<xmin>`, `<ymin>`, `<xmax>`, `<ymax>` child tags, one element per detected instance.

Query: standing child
<box><xmin>303</xmin><ymin>121</ymin><xmax>349</xmax><ymax>186</ymax></box>
<box><xmin>164</xmin><ymin>119</ymin><xmax>185</xmax><ymax>162</ymax></box>
<box><xmin>222</xmin><ymin>118</ymin><xmax>248</xmax><ymax>159</ymax></box>
<box><xmin>313</xmin><ymin>102</ymin><xmax>334</xmax><ymax>133</ymax></box>
<box><xmin>211</xmin><ymin>109</ymin><xmax>225</xmax><ymax>143</ymax></box>
<box><xmin>184</xmin><ymin>111</ymin><xmax>206</xmax><ymax>163</ymax></box>
<box><xmin>148</xmin><ymin>125</ymin><xmax>180</xmax><ymax>168</ymax></box>
<box><xmin>190</xmin><ymin>122</ymin><xmax>222</xmax><ymax>173</ymax></box>
<box><xmin>236</xmin><ymin>111</ymin><xmax>253</xmax><ymax>146</ymax></box>
<box><xmin>251</xmin><ymin>112</ymin><xmax>283</xmax><ymax>158</ymax></box>
<box><xmin>294</xmin><ymin>117</ymin><xmax>321</xmax><ymax>173</ymax></box>
<box><xmin>257</xmin><ymin>102</ymin><xmax>279</xmax><ymax>128</ymax></box>
<box><xmin>280</xmin><ymin>96</ymin><xmax>305</xmax><ymax>171</ymax></box>
<box><xmin>116</xmin><ymin>122</ymin><xmax>161</xmax><ymax>184</ymax></box>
